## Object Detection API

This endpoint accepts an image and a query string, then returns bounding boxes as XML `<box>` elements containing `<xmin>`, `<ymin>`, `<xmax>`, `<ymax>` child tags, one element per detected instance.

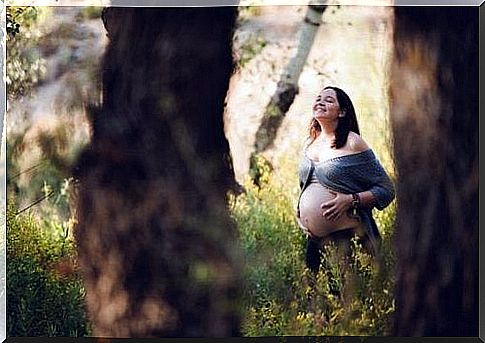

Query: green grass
<box><xmin>7</xmin><ymin>149</ymin><xmax>396</xmax><ymax>337</ymax></box>
<box><xmin>6</xmin><ymin>202</ymin><xmax>90</xmax><ymax>336</ymax></box>
<box><xmin>7</xmin><ymin>161</ymin><xmax>396</xmax><ymax>337</ymax></box>
<box><xmin>230</xmin><ymin>167</ymin><xmax>396</xmax><ymax>336</ymax></box>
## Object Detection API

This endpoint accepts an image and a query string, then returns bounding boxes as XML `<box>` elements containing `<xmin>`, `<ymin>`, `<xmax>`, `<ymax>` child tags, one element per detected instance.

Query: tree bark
<box><xmin>390</xmin><ymin>7</ymin><xmax>478</xmax><ymax>336</ymax></box>
<box><xmin>73</xmin><ymin>7</ymin><xmax>241</xmax><ymax>337</ymax></box>
<box><xmin>253</xmin><ymin>4</ymin><xmax>327</xmax><ymax>155</ymax></box>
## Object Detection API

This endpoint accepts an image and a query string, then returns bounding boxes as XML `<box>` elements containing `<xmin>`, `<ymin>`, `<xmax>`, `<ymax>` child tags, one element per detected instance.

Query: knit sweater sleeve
<box><xmin>367</xmin><ymin>159</ymin><xmax>395</xmax><ymax>210</ymax></box>
<box><xmin>302</xmin><ymin>149</ymin><xmax>395</xmax><ymax>210</ymax></box>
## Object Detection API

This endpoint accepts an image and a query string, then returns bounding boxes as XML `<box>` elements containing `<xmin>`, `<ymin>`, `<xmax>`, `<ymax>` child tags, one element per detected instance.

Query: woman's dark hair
<box><xmin>308</xmin><ymin>86</ymin><xmax>360</xmax><ymax>149</ymax></box>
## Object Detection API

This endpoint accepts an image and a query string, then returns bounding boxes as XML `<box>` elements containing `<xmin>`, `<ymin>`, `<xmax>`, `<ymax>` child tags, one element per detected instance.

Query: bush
<box><xmin>230</xmin><ymin>167</ymin><xmax>396</xmax><ymax>336</ymax></box>
<box><xmin>6</xmin><ymin>203</ymin><xmax>90</xmax><ymax>336</ymax></box>
<box><xmin>6</xmin><ymin>7</ymin><xmax>48</xmax><ymax>99</ymax></box>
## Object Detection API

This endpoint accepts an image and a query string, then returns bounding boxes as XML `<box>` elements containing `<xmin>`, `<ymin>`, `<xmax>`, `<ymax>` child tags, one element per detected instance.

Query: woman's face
<box><xmin>312</xmin><ymin>88</ymin><xmax>342</xmax><ymax>121</ymax></box>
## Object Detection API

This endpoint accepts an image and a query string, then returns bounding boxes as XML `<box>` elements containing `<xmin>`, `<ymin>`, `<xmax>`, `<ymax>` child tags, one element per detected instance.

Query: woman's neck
<box><xmin>316</xmin><ymin>119</ymin><xmax>337</xmax><ymax>142</ymax></box>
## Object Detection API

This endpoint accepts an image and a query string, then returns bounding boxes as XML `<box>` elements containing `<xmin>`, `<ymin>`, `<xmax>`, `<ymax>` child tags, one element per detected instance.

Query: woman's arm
<box><xmin>367</xmin><ymin>166</ymin><xmax>395</xmax><ymax>210</ymax></box>
<box><xmin>321</xmin><ymin>133</ymin><xmax>395</xmax><ymax>220</ymax></box>
<box><xmin>352</xmin><ymin>190</ymin><xmax>378</xmax><ymax>208</ymax></box>
<box><xmin>348</xmin><ymin>132</ymin><xmax>395</xmax><ymax>209</ymax></box>
<box><xmin>321</xmin><ymin>186</ymin><xmax>393</xmax><ymax>221</ymax></box>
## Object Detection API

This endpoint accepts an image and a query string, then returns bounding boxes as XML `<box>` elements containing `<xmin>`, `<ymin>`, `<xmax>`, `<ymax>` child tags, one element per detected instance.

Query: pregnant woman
<box><xmin>296</xmin><ymin>86</ymin><xmax>395</xmax><ymax>273</ymax></box>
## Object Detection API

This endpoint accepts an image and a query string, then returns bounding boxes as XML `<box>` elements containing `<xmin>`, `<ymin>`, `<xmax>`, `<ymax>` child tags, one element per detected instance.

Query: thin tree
<box><xmin>390</xmin><ymin>7</ymin><xmax>478</xmax><ymax>336</ymax></box>
<box><xmin>73</xmin><ymin>7</ymin><xmax>241</xmax><ymax>337</ymax></box>
<box><xmin>250</xmin><ymin>3</ymin><xmax>327</xmax><ymax>176</ymax></box>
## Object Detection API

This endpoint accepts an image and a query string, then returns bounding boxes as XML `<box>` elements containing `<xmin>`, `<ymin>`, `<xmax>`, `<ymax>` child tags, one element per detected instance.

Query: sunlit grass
<box><xmin>230</xmin><ymin>161</ymin><xmax>396</xmax><ymax>336</ymax></box>
<box><xmin>6</xmin><ymin>202</ymin><xmax>90</xmax><ymax>336</ymax></box>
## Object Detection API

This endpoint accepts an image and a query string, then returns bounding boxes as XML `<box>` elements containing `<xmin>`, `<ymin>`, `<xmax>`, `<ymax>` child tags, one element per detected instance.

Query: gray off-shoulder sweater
<box><xmin>297</xmin><ymin>149</ymin><xmax>395</xmax><ymax>243</ymax></box>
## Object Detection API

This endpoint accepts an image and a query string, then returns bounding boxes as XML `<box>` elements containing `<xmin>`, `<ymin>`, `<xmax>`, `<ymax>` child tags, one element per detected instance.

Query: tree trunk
<box><xmin>390</xmin><ymin>7</ymin><xmax>478</xmax><ymax>336</ymax></box>
<box><xmin>253</xmin><ymin>4</ymin><xmax>327</xmax><ymax>155</ymax></box>
<box><xmin>73</xmin><ymin>7</ymin><xmax>241</xmax><ymax>337</ymax></box>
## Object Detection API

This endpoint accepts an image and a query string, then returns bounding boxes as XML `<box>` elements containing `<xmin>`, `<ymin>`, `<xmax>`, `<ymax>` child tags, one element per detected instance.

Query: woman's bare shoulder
<box><xmin>347</xmin><ymin>131</ymin><xmax>370</xmax><ymax>152</ymax></box>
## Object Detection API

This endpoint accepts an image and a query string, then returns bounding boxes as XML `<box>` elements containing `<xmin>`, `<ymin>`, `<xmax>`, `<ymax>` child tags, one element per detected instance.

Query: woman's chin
<box><xmin>313</xmin><ymin>109</ymin><xmax>326</xmax><ymax>116</ymax></box>
<box><xmin>313</xmin><ymin>113</ymin><xmax>326</xmax><ymax>120</ymax></box>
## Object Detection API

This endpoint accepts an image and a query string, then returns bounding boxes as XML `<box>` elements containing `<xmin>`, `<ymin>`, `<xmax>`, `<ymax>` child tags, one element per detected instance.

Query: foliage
<box><xmin>76</xmin><ymin>7</ymin><xmax>104</xmax><ymax>20</ymax></box>
<box><xmin>6</xmin><ymin>7</ymin><xmax>36</xmax><ymax>38</ymax></box>
<box><xmin>6</xmin><ymin>203</ymin><xmax>90</xmax><ymax>336</ymax></box>
<box><xmin>6</xmin><ymin>6</ymin><xmax>48</xmax><ymax>99</ymax></box>
<box><xmin>230</xmin><ymin>163</ymin><xmax>396</xmax><ymax>336</ymax></box>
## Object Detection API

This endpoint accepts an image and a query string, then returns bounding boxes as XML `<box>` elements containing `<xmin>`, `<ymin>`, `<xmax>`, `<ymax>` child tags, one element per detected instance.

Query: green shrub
<box><xmin>6</xmin><ymin>203</ymin><xmax>90</xmax><ymax>336</ymax></box>
<box><xmin>6</xmin><ymin>7</ymin><xmax>48</xmax><ymax>99</ymax></box>
<box><xmin>230</xmin><ymin>167</ymin><xmax>396</xmax><ymax>336</ymax></box>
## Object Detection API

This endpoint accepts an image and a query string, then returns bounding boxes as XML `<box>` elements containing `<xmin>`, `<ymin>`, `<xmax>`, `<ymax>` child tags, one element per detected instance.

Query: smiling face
<box><xmin>312</xmin><ymin>88</ymin><xmax>344</xmax><ymax>121</ymax></box>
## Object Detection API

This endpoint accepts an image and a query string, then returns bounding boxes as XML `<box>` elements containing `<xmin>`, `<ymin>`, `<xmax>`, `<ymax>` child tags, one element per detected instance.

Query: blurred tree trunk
<box><xmin>73</xmin><ymin>7</ymin><xmax>241</xmax><ymax>337</ymax></box>
<box><xmin>390</xmin><ymin>7</ymin><xmax>478</xmax><ymax>336</ymax></box>
<box><xmin>251</xmin><ymin>4</ymin><xmax>326</xmax><ymax>170</ymax></box>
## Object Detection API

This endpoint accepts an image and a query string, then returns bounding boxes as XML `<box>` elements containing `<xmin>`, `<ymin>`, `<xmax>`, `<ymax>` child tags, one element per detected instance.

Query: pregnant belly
<box><xmin>299</xmin><ymin>183</ymin><xmax>362</xmax><ymax>238</ymax></box>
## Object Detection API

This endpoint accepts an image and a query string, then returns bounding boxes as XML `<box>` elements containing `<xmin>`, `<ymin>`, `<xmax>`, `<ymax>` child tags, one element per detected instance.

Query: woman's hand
<box><xmin>321</xmin><ymin>191</ymin><xmax>353</xmax><ymax>221</ymax></box>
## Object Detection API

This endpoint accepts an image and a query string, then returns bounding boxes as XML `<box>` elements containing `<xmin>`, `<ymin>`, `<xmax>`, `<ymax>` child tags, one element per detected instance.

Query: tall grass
<box><xmin>6</xmin><ymin>202</ymin><xmax>90</xmax><ymax>336</ymax></box>
<box><xmin>7</xmin><ymin>164</ymin><xmax>395</xmax><ymax>336</ymax></box>
<box><xmin>230</xmin><ymin>165</ymin><xmax>396</xmax><ymax>336</ymax></box>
